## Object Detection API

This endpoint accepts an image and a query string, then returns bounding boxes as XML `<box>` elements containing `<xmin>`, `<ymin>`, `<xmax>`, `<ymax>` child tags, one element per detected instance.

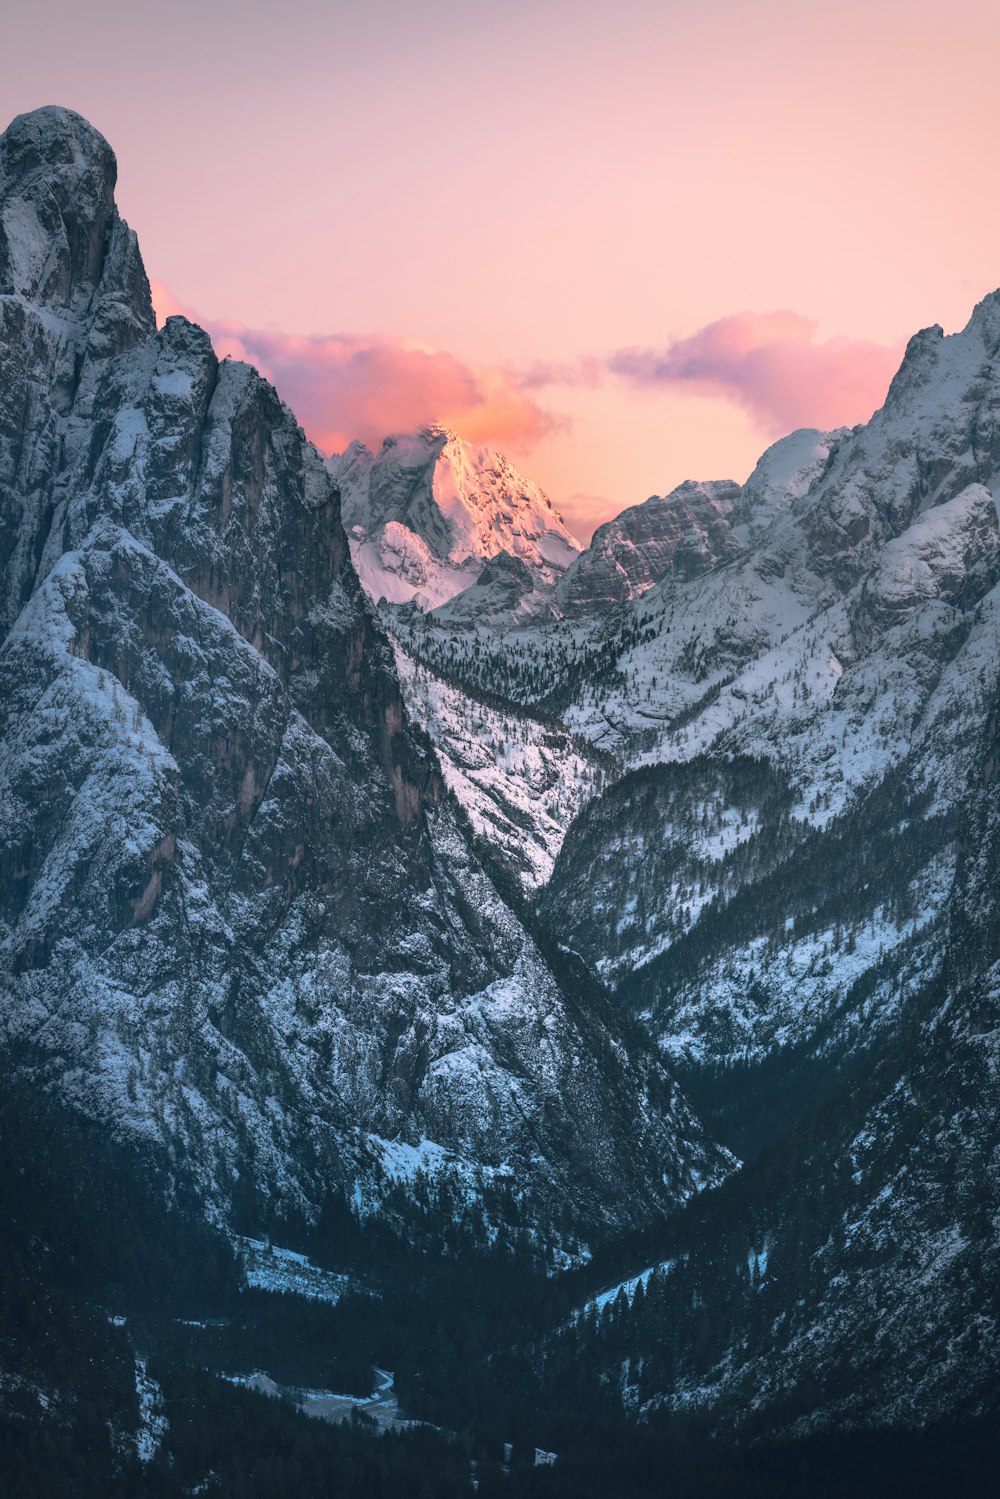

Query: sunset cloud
<box><xmin>515</xmin><ymin>356</ymin><xmax>605</xmax><ymax>391</ymax></box>
<box><xmin>149</xmin><ymin>282</ymin><xmax>561</xmax><ymax>455</ymax></box>
<box><xmin>147</xmin><ymin>282</ymin><xmax>905</xmax><ymax>513</ymax></box>
<box><xmin>606</xmin><ymin>312</ymin><xmax>903</xmax><ymax>435</ymax></box>
<box><xmin>149</xmin><ymin>280</ymin><xmax>191</xmax><ymax>324</ymax></box>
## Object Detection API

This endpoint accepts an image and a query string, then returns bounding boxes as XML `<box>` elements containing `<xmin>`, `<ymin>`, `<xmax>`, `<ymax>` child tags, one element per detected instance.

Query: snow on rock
<box><xmin>852</xmin><ymin>482</ymin><xmax>1000</xmax><ymax>640</ymax></box>
<box><xmin>0</xmin><ymin>107</ymin><xmax>725</xmax><ymax>1249</ymax></box>
<box><xmin>234</xmin><ymin>1237</ymin><xmax>353</xmax><ymax>1303</ymax></box>
<box><xmin>557</xmin><ymin>479</ymin><xmax>743</xmax><ymax>614</ymax></box>
<box><xmin>330</xmin><ymin>425</ymin><xmax>579</xmax><ymax>609</ymax></box>
<box><xmin>579</xmin><ymin>1259</ymin><xmax>678</xmax><ymax>1320</ymax></box>
<box><xmin>392</xmin><ymin>641</ymin><xmax>607</xmax><ymax>888</ymax></box>
<box><xmin>728</xmin><ymin>427</ymin><xmax>846</xmax><ymax>543</ymax></box>
<box><xmin>432</xmin><ymin>550</ymin><xmax>557</xmax><ymax>627</ymax></box>
<box><xmin>133</xmin><ymin>1357</ymin><xmax>167</xmax><ymax>1463</ymax></box>
<box><xmin>223</xmin><ymin>1366</ymin><xmax>412</xmax><ymax>1432</ymax></box>
<box><xmin>350</xmin><ymin>519</ymin><xmax>480</xmax><ymax>609</ymax></box>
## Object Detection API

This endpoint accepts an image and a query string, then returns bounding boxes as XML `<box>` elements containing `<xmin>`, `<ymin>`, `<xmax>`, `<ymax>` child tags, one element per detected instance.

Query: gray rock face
<box><xmin>337</xmin><ymin>430</ymin><xmax>461</xmax><ymax>555</ymax></box>
<box><xmin>849</xmin><ymin>481</ymin><xmax>1000</xmax><ymax>646</ymax></box>
<box><xmin>0</xmin><ymin>105</ymin><xmax>139</xmax><ymax>314</ymax></box>
<box><xmin>799</xmin><ymin>294</ymin><xmax>1000</xmax><ymax>588</ymax></box>
<box><xmin>0</xmin><ymin>106</ymin><xmax>154</xmax><ymax>641</ymax></box>
<box><xmin>0</xmin><ymin>108</ymin><xmax>726</xmax><ymax>1237</ymax></box>
<box><xmin>556</xmin><ymin>479</ymin><xmax>743</xmax><ymax>614</ymax></box>
<box><xmin>432</xmin><ymin>549</ymin><xmax>544</xmax><ymax>626</ymax></box>
<box><xmin>728</xmin><ymin>426</ymin><xmax>846</xmax><ymax>542</ymax></box>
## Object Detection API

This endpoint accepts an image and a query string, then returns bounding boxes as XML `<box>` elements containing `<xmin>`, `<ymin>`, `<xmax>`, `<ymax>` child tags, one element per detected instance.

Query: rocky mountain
<box><xmin>727</xmin><ymin>425</ymin><xmax>849</xmax><ymax>542</ymax></box>
<box><xmin>329</xmin><ymin>425</ymin><xmax>579</xmax><ymax>610</ymax></box>
<box><xmin>0</xmin><ymin>107</ymin><xmax>727</xmax><ymax>1253</ymax></box>
<box><xmin>4</xmin><ymin>102</ymin><xmax>1000</xmax><ymax>1494</ymax></box>
<box><xmin>390</xmin><ymin>290</ymin><xmax>1000</xmax><ymax>1433</ymax></box>
<box><xmin>530</xmin><ymin>696</ymin><xmax>1000</xmax><ymax>1434</ymax></box>
<box><xmin>383</xmin><ymin>434</ymin><xmax>858</xmax><ymax>893</ymax></box>
<box><xmin>539</xmin><ymin>299</ymin><xmax>1000</xmax><ymax>1094</ymax></box>
<box><xmin>391</xmin><ymin>640</ymin><xmax>611</xmax><ymax>889</ymax></box>
<box><xmin>556</xmin><ymin>477</ymin><xmax>744</xmax><ymax>613</ymax></box>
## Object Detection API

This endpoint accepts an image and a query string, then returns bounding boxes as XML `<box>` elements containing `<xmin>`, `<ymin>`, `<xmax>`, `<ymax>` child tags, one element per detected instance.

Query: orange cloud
<box><xmin>607</xmin><ymin>312</ymin><xmax>903</xmax><ymax>434</ymax></box>
<box><xmin>147</xmin><ymin>283</ymin><xmax>902</xmax><ymax>506</ymax></box>
<box><xmin>148</xmin><ymin>282</ymin><xmax>559</xmax><ymax>454</ymax></box>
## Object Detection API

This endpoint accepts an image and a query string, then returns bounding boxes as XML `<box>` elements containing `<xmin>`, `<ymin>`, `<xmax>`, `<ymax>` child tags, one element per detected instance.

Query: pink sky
<box><xmin>5</xmin><ymin>0</ymin><xmax>1000</xmax><ymax>539</ymax></box>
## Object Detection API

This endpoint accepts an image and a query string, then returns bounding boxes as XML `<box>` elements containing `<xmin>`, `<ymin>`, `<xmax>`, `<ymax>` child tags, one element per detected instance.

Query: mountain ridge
<box><xmin>0</xmin><ymin>106</ymin><xmax>724</xmax><ymax>1246</ymax></box>
<box><xmin>380</xmin><ymin>277</ymin><xmax>1000</xmax><ymax>1432</ymax></box>
<box><xmin>3</xmin><ymin>102</ymin><xmax>1000</xmax><ymax>1484</ymax></box>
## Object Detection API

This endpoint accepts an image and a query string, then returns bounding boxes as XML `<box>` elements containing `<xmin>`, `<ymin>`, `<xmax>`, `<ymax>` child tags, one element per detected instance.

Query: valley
<box><xmin>1</xmin><ymin>103</ymin><xmax>998</xmax><ymax>1497</ymax></box>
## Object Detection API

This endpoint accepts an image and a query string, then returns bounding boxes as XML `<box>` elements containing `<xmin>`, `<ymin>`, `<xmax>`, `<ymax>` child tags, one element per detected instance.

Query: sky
<box><xmin>3</xmin><ymin>0</ymin><xmax>999</xmax><ymax>539</ymax></box>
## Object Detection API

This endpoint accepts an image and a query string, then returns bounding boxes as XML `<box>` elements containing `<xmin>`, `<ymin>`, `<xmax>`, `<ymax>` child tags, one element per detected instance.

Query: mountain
<box><xmin>539</xmin><ymin>298</ymin><xmax>1000</xmax><ymax>1085</ymax></box>
<box><xmin>382</xmin><ymin>433</ymin><xmax>861</xmax><ymax>900</ymax></box>
<box><xmin>391</xmin><ymin>640</ymin><xmax>611</xmax><ymax>889</ymax></box>
<box><xmin>4</xmin><ymin>101</ymin><xmax>1000</xmax><ymax>1494</ymax></box>
<box><xmin>390</xmin><ymin>290</ymin><xmax>1000</xmax><ymax>1432</ymax></box>
<box><xmin>330</xmin><ymin>425</ymin><xmax>579</xmax><ymax>610</ymax></box>
<box><xmin>0</xmin><ymin>107</ymin><xmax>726</xmax><ymax>1253</ymax></box>
<box><xmin>526</xmin><ymin>702</ymin><xmax>1000</xmax><ymax>1434</ymax></box>
<box><xmin>556</xmin><ymin>477</ymin><xmax>744</xmax><ymax>613</ymax></box>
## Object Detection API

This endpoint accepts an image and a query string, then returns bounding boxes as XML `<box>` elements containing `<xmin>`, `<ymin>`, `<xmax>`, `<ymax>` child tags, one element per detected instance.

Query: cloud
<box><xmin>149</xmin><ymin>280</ymin><xmax>192</xmax><ymax>324</ymax></box>
<box><xmin>515</xmin><ymin>355</ymin><xmax>605</xmax><ymax>391</ymax></box>
<box><xmin>148</xmin><ymin>282</ymin><xmax>561</xmax><ymax>454</ymax></box>
<box><xmin>606</xmin><ymin>311</ymin><xmax>903</xmax><ymax>434</ymax></box>
<box><xmin>146</xmin><ymin>282</ymin><xmax>902</xmax><ymax>489</ymax></box>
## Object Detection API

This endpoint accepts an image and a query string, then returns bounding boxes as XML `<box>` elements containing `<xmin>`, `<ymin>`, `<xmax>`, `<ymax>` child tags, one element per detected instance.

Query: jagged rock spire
<box><xmin>0</xmin><ymin>104</ymin><xmax>152</xmax><ymax>327</ymax></box>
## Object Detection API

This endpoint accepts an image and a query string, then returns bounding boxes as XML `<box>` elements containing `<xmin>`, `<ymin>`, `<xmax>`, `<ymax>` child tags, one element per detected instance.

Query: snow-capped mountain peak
<box><xmin>329</xmin><ymin>423</ymin><xmax>580</xmax><ymax>608</ymax></box>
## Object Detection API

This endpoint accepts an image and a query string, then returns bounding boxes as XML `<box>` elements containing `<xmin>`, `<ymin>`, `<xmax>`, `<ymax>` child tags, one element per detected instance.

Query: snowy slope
<box><xmin>528</xmin><ymin>298</ymin><xmax>1000</xmax><ymax>1425</ymax></box>
<box><xmin>5</xmin><ymin>100</ymin><xmax>1000</xmax><ymax>1449</ymax></box>
<box><xmin>391</xmin><ymin>640</ymin><xmax>609</xmax><ymax>888</ymax></box>
<box><xmin>728</xmin><ymin>426</ymin><xmax>848</xmax><ymax>542</ymax></box>
<box><xmin>343</xmin><ymin>295</ymin><xmax>1000</xmax><ymax>1156</ymax></box>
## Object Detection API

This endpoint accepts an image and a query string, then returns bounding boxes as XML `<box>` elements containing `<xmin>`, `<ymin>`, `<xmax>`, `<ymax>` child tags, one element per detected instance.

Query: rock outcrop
<box><xmin>0</xmin><ymin>107</ymin><xmax>725</xmax><ymax>1238</ymax></box>
<box><xmin>556</xmin><ymin>479</ymin><xmax>743</xmax><ymax>614</ymax></box>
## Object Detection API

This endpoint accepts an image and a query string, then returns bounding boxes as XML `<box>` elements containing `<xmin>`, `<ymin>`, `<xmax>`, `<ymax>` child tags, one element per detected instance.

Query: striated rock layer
<box><xmin>556</xmin><ymin>478</ymin><xmax>744</xmax><ymax>613</ymax></box>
